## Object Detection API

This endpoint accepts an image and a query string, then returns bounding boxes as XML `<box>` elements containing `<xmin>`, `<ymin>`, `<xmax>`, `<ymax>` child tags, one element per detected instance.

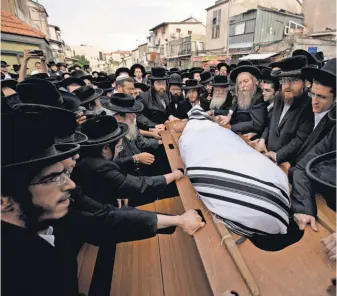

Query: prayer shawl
<box><xmin>179</xmin><ymin>106</ymin><xmax>290</xmax><ymax>237</ymax></box>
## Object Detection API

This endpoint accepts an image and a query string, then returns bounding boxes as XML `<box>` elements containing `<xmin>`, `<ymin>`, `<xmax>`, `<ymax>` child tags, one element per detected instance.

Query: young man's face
<box><xmin>193</xmin><ymin>73</ymin><xmax>201</xmax><ymax>81</ymax></box>
<box><xmin>1</xmin><ymin>65</ymin><xmax>9</xmax><ymax>73</ymax></box>
<box><xmin>219</xmin><ymin>66</ymin><xmax>227</xmax><ymax>76</ymax></box>
<box><xmin>169</xmin><ymin>85</ymin><xmax>182</xmax><ymax>96</ymax></box>
<box><xmin>134</xmin><ymin>68</ymin><xmax>143</xmax><ymax>78</ymax></box>
<box><xmin>311</xmin><ymin>82</ymin><xmax>335</xmax><ymax>113</ymax></box>
<box><xmin>281</xmin><ymin>77</ymin><xmax>304</xmax><ymax>103</ymax></box>
<box><xmin>35</xmin><ymin>63</ymin><xmax>41</xmax><ymax>70</ymax></box>
<box><xmin>187</xmin><ymin>89</ymin><xmax>198</xmax><ymax>103</ymax></box>
<box><xmin>262</xmin><ymin>83</ymin><xmax>276</xmax><ymax>102</ymax></box>
<box><xmin>51</xmin><ymin>65</ymin><xmax>58</xmax><ymax>71</ymax></box>
<box><xmin>28</xmin><ymin>160</ymin><xmax>76</xmax><ymax>222</ymax></box>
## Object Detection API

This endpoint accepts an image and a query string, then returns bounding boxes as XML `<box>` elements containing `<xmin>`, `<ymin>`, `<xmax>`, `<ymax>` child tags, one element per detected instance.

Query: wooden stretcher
<box><xmin>77</xmin><ymin>120</ymin><xmax>336</xmax><ymax>296</ymax></box>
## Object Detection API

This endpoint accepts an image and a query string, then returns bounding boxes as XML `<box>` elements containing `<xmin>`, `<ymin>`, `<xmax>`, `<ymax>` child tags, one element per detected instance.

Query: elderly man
<box><xmin>2</xmin><ymin>106</ymin><xmax>204</xmax><ymax>296</ymax></box>
<box><xmin>255</xmin><ymin>56</ymin><xmax>314</xmax><ymax>164</ymax></box>
<box><xmin>217</xmin><ymin>65</ymin><xmax>266</xmax><ymax>137</ymax></box>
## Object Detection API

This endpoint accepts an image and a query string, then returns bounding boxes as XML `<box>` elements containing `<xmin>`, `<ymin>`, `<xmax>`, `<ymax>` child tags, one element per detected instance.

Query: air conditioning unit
<box><xmin>170</xmin><ymin>33</ymin><xmax>176</xmax><ymax>39</ymax></box>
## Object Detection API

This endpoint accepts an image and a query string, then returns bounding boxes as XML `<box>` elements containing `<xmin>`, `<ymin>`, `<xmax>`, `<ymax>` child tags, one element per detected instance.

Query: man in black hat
<box><xmin>56</xmin><ymin>62</ymin><xmax>67</xmax><ymax>73</ymax></box>
<box><xmin>133</xmin><ymin>82</ymin><xmax>149</xmax><ymax>98</ymax></box>
<box><xmin>199</xmin><ymin>71</ymin><xmax>214</xmax><ymax>109</ymax></box>
<box><xmin>115</xmin><ymin>67</ymin><xmax>130</xmax><ymax>78</ymax></box>
<box><xmin>1</xmin><ymin>60</ymin><xmax>12</xmax><ymax>79</ymax></box>
<box><xmin>115</xmin><ymin>75</ymin><xmax>135</xmax><ymax>96</ymax></box>
<box><xmin>189</xmin><ymin>67</ymin><xmax>203</xmax><ymax>81</ymax></box>
<box><xmin>48</xmin><ymin>61</ymin><xmax>61</xmax><ymax>78</ymax></box>
<box><xmin>217</xmin><ymin>62</ymin><xmax>229</xmax><ymax>76</ymax></box>
<box><xmin>218</xmin><ymin>65</ymin><xmax>266</xmax><ymax>137</ymax></box>
<box><xmin>181</xmin><ymin>72</ymin><xmax>190</xmax><ymax>84</ymax></box>
<box><xmin>166</xmin><ymin>73</ymin><xmax>186</xmax><ymax>120</ymax></box>
<box><xmin>179</xmin><ymin>79</ymin><xmax>204</xmax><ymax>116</ymax></box>
<box><xmin>207</xmin><ymin>75</ymin><xmax>233</xmax><ymax>116</ymax></box>
<box><xmin>255</xmin><ymin>56</ymin><xmax>314</xmax><ymax>164</ymax></box>
<box><xmin>131</xmin><ymin>64</ymin><xmax>146</xmax><ymax>83</ymax></box>
<box><xmin>2</xmin><ymin>106</ymin><xmax>205</xmax><ymax>296</ymax></box>
<box><xmin>72</xmin><ymin>115</ymin><xmax>185</xmax><ymax>207</ymax></box>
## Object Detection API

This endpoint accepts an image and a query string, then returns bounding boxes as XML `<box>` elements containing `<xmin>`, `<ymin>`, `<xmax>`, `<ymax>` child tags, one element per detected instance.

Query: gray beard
<box><xmin>210</xmin><ymin>94</ymin><xmax>228</xmax><ymax>110</ymax></box>
<box><xmin>237</xmin><ymin>90</ymin><xmax>254</xmax><ymax>110</ymax></box>
<box><xmin>126</xmin><ymin>121</ymin><xmax>138</xmax><ymax>141</ymax></box>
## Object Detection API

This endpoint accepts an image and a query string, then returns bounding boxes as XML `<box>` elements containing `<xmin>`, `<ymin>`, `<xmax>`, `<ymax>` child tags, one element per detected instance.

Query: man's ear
<box><xmin>1</xmin><ymin>196</ymin><xmax>14</xmax><ymax>212</ymax></box>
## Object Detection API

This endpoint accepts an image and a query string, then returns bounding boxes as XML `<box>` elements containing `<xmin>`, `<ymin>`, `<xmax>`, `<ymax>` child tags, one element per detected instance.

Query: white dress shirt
<box><xmin>38</xmin><ymin>226</ymin><xmax>55</xmax><ymax>247</ymax></box>
<box><xmin>279</xmin><ymin>102</ymin><xmax>292</xmax><ymax>124</ymax></box>
<box><xmin>314</xmin><ymin>110</ymin><xmax>330</xmax><ymax>129</ymax></box>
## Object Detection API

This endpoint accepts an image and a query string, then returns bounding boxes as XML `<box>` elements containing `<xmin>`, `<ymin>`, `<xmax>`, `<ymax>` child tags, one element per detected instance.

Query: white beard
<box><xmin>126</xmin><ymin>120</ymin><xmax>138</xmax><ymax>141</ymax></box>
<box><xmin>237</xmin><ymin>90</ymin><xmax>254</xmax><ymax>110</ymax></box>
<box><xmin>210</xmin><ymin>94</ymin><xmax>227</xmax><ymax>110</ymax></box>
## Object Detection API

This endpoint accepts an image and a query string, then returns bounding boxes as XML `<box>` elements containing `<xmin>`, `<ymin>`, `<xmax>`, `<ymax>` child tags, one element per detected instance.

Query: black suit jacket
<box><xmin>294</xmin><ymin>106</ymin><xmax>336</xmax><ymax>165</ymax></box>
<box><xmin>230</xmin><ymin>89</ymin><xmax>267</xmax><ymax>134</ymax></box>
<box><xmin>166</xmin><ymin>99</ymin><xmax>189</xmax><ymax>119</ymax></box>
<box><xmin>72</xmin><ymin>156</ymin><xmax>167</xmax><ymax>206</ymax></box>
<box><xmin>262</xmin><ymin>93</ymin><xmax>314</xmax><ymax>164</ymax></box>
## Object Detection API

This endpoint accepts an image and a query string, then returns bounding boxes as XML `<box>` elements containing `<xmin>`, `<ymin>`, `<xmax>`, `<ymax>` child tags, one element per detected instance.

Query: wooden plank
<box><xmin>110</xmin><ymin>202</ymin><xmax>164</xmax><ymax>296</ymax></box>
<box><xmin>77</xmin><ymin>243</ymin><xmax>99</xmax><ymax>296</ymax></box>
<box><xmin>155</xmin><ymin>197</ymin><xmax>213</xmax><ymax>296</ymax></box>
<box><xmin>162</xmin><ymin>130</ymin><xmax>251</xmax><ymax>296</ymax></box>
<box><xmin>316</xmin><ymin>194</ymin><xmax>336</xmax><ymax>232</ymax></box>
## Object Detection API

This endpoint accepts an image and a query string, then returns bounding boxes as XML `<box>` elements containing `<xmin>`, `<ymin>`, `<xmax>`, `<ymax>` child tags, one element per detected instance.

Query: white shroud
<box><xmin>179</xmin><ymin>106</ymin><xmax>290</xmax><ymax>236</ymax></box>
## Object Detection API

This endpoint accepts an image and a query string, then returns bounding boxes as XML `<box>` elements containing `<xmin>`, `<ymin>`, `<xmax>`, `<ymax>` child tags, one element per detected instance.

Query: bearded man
<box><xmin>217</xmin><ymin>66</ymin><xmax>266</xmax><ymax>137</ymax></box>
<box><xmin>255</xmin><ymin>56</ymin><xmax>314</xmax><ymax>164</ymax></box>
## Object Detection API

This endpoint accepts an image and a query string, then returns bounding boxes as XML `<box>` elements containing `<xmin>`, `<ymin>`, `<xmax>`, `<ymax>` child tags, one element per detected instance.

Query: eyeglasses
<box><xmin>281</xmin><ymin>77</ymin><xmax>301</xmax><ymax>84</ymax></box>
<box><xmin>30</xmin><ymin>170</ymin><xmax>71</xmax><ymax>186</ymax></box>
<box><xmin>308</xmin><ymin>91</ymin><xmax>333</xmax><ymax>100</ymax></box>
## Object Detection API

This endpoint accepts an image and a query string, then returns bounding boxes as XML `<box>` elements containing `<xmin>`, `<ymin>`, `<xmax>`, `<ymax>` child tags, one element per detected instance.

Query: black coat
<box><xmin>230</xmin><ymin>89</ymin><xmax>267</xmax><ymax>134</ymax></box>
<box><xmin>201</xmin><ymin>92</ymin><xmax>233</xmax><ymax>116</ymax></box>
<box><xmin>2</xmin><ymin>187</ymin><xmax>168</xmax><ymax>296</ymax></box>
<box><xmin>166</xmin><ymin>99</ymin><xmax>189</xmax><ymax>119</ymax></box>
<box><xmin>262</xmin><ymin>93</ymin><xmax>314</xmax><ymax>164</ymax></box>
<box><xmin>72</xmin><ymin>156</ymin><xmax>167</xmax><ymax>206</ymax></box>
<box><xmin>137</xmin><ymin>90</ymin><xmax>170</xmax><ymax>130</ymax></box>
<box><xmin>293</xmin><ymin>106</ymin><xmax>336</xmax><ymax>165</ymax></box>
<box><xmin>290</xmin><ymin>126</ymin><xmax>336</xmax><ymax>216</ymax></box>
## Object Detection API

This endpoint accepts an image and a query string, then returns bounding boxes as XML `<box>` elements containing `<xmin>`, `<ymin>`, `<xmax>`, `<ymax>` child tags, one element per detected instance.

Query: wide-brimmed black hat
<box><xmin>92</xmin><ymin>71</ymin><xmax>99</xmax><ymax>76</ymax></box>
<box><xmin>183</xmin><ymin>79</ymin><xmax>203</xmax><ymax>90</ymax></box>
<box><xmin>1</xmin><ymin>61</ymin><xmax>10</xmax><ymax>67</ymax></box>
<box><xmin>229</xmin><ymin>64</ymin><xmax>237</xmax><ymax>72</ymax></box>
<box><xmin>237</xmin><ymin>60</ymin><xmax>253</xmax><ymax>67</ymax></box>
<box><xmin>230</xmin><ymin>65</ymin><xmax>261</xmax><ymax>82</ymax></box>
<box><xmin>94</xmin><ymin>80</ymin><xmax>114</xmax><ymax>94</ymax></box>
<box><xmin>301</xmin><ymin>58</ymin><xmax>336</xmax><ymax>88</ymax></box>
<box><xmin>257</xmin><ymin>65</ymin><xmax>271</xmax><ymax>72</ymax></box>
<box><xmin>115</xmin><ymin>67</ymin><xmax>130</xmax><ymax>78</ymax></box>
<box><xmin>181</xmin><ymin>72</ymin><xmax>190</xmax><ymax>79</ymax></box>
<box><xmin>62</xmin><ymin>72</ymin><xmax>71</xmax><ymax>79</ymax></box>
<box><xmin>72</xmin><ymin>85</ymin><xmax>103</xmax><ymax>105</ymax></box>
<box><xmin>306</xmin><ymin>151</ymin><xmax>336</xmax><ymax>203</ymax></box>
<box><xmin>149</xmin><ymin>67</ymin><xmax>168</xmax><ymax>80</ymax></box>
<box><xmin>55</xmin><ymin>131</ymin><xmax>88</xmax><ymax>145</ymax></box>
<box><xmin>1</xmin><ymin>78</ymin><xmax>18</xmax><ymax>90</ymax></box>
<box><xmin>98</xmin><ymin>71</ymin><xmax>107</xmax><ymax>77</ymax></box>
<box><xmin>107</xmin><ymin>73</ymin><xmax>116</xmax><ymax>83</ymax></box>
<box><xmin>101</xmin><ymin>93</ymin><xmax>144</xmax><ymax>114</ymax></box>
<box><xmin>80</xmin><ymin>115</ymin><xmax>129</xmax><ymax>148</ymax></box>
<box><xmin>71</xmin><ymin>69</ymin><xmax>92</xmax><ymax>81</ymax></box>
<box><xmin>216</xmin><ymin>62</ymin><xmax>229</xmax><ymax>71</ymax></box>
<box><xmin>56</xmin><ymin>62</ymin><xmax>66</xmax><ymax>68</ymax></box>
<box><xmin>200</xmin><ymin>71</ymin><xmax>213</xmax><ymax>85</ymax></box>
<box><xmin>211</xmin><ymin>75</ymin><xmax>231</xmax><ymax>87</ymax></box>
<box><xmin>316</xmin><ymin>51</ymin><xmax>324</xmax><ymax>62</ymax></box>
<box><xmin>189</xmin><ymin>67</ymin><xmax>203</xmax><ymax>78</ymax></box>
<box><xmin>47</xmin><ymin>61</ymin><xmax>57</xmax><ymax>67</ymax></box>
<box><xmin>168</xmin><ymin>73</ymin><xmax>182</xmax><ymax>86</ymax></box>
<box><xmin>2</xmin><ymin>105</ymin><xmax>79</xmax><ymax>171</ymax></box>
<box><xmin>169</xmin><ymin>67</ymin><xmax>180</xmax><ymax>75</ymax></box>
<box><xmin>134</xmin><ymin>82</ymin><xmax>149</xmax><ymax>92</ymax></box>
<box><xmin>17</xmin><ymin>78</ymin><xmax>81</xmax><ymax>112</ymax></box>
<box><xmin>130</xmin><ymin>64</ymin><xmax>145</xmax><ymax>77</ymax></box>
<box><xmin>59</xmin><ymin>76</ymin><xmax>86</xmax><ymax>89</ymax></box>
<box><xmin>292</xmin><ymin>49</ymin><xmax>322</xmax><ymax>69</ymax></box>
<box><xmin>271</xmin><ymin>56</ymin><xmax>308</xmax><ymax>78</ymax></box>
<box><xmin>73</xmin><ymin>64</ymin><xmax>82</xmax><ymax>69</ymax></box>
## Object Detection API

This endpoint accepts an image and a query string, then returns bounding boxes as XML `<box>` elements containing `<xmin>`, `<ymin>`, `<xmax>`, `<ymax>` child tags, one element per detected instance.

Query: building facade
<box><xmin>27</xmin><ymin>0</ymin><xmax>49</xmax><ymax>37</ymax></box>
<box><xmin>72</xmin><ymin>44</ymin><xmax>105</xmax><ymax>71</ymax></box>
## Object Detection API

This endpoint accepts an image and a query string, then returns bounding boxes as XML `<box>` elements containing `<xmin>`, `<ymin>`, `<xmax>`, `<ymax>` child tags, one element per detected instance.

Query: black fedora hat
<box><xmin>134</xmin><ymin>82</ymin><xmax>149</xmax><ymax>92</ymax></box>
<box><xmin>94</xmin><ymin>80</ymin><xmax>114</xmax><ymax>95</ymax></box>
<box><xmin>1</xmin><ymin>60</ymin><xmax>10</xmax><ymax>67</ymax></box>
<box><xmin>216</xmin><ymin>62</ymin><xmax>229</xmax><ymax>71</ymax></box>
<box><xmin>17</xmin><ymin>78</ymin><xmax>81</xmax><ymax>112</ymax></box>
<box><xmin>59</xmin><ymin>76</ymin><xmax>86</xmax><ymax>89</ymax></box>
<box><xmin>72</xmin><ymin>85</ymin><xmax>103</xmax><ymax>105</ymax></box>
<box><xmin>169</xmin><ymin>67</ymin><xmax>180</xmax><ymax>74</ymax></box>
<box><xmin>211</xmin><ymin>75</ymin><xmax>231</xmax><ymax>87</ymax></box>
<box><xmin>237</xmin><ymin>60</ymin><xmax>253</xmax><ymax>66</ymax></box>
<box><xmin>115</xmin><ymin>67</ymin><xmax>130</xmax><ymax>78</ymax></box>
<box><xmin>183</xmin><ymin>79</ymin><xmax>203</xmax><ymax>90</ymax></box>
<box><xmin>149</xmin><ymin>67</ymin><xmax>168</xmax><ymax>80</ymax></box>
<box><xmin>230</xmin><ymin>65</ymin><xmax>261</xmax><ymax>82</ymax></box>
<box><xmin>130</xmin><ymin>64</ymin><xmax>145</xmax><ymax>77</ymax></box>
<box><xmin>181</xmin><ymin>72</ymin><xmax>190</xmax><ymax>79</ymax></box>
<box><xmin>80</xmin><ymin>115</ymin><xmax>129</xmax><ymax>148</ymax></box>
<box><xmin>2</xmin><ymin>104</ymin><xmax>79</xmax><ymax>171</ymax></box>
<box><xmin>271</xmin><ymin>56</ymin><xmax>308</xmax><ymax>78</ymax></box>
<box><xmin>200</xmin><ymin>71</ymin><xmax>213</xmax><ymax>85</ymax></box>
<box><xmin>168</xmin><ymin>73</ymin><xmax>182</xmax><ymax>86</ymax></box>
<box><xmin>189</xmin><ymin>67</ymin><xmax>203</xmax><ymax>78</ymax></box>
<box><xmin>71</xmin><ymin>69</ymin><xmax>92</xmax><ymax>81</ymax></box>
<box><xmin>101</xmin><ymin>93</ymin><xmax>144</xmax><ymax>114</ymax></box>
<box><xmin>306</xmin><ymin>151</ymin><xmax>336</xmax><ymax>203</ymax></box>
<box><xmin>301</xmin><ymin>58</ymin><xmax>336</xmax><ymax>88</ymax></box>
<box><xmin>292</xmin><ymin>49</ymin><xmax>322</xmax><ymax>68</ymax></box>
<box><xmin>1</xmin><ymin>78</ymin><xmax>18</xmax><ymax>90</ymax></box>
<box><xmin>55</xmin><ymin>131</ymin><xmax>88</xmax><ymax>145</ymax></box>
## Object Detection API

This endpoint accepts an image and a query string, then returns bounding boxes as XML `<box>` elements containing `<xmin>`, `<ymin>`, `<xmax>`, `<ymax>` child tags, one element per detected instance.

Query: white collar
<box><xmin>314</xmin><ymin>109</ymin><xmax>330</xmax><ymax>129</ymax></box>
<box><xmin>38</xmin><ymin>226</ymin><xmax>55</xmax><ymax>247</ymax></box>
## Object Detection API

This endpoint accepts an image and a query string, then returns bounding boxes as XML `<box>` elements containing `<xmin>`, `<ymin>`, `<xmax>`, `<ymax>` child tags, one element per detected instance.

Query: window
<box><xmin>160</xmin><ymin>45</ymin><xmax>164</xmax><ymax>55</ymax></box>
<box><xmin>212</xmin><ymin>9</ymin><xmax>221</xmax><ymax>39</ymax></box>
<box><xmin>235</xmin><ymin>23</ymin><xmax>245</xmax><ymax>35</ymax></box>
<box><xmin>188</xmin><ymin>30</ymin><xmax>192</xmax><ymax>35</ymax></box>
<box><xmin>176</xmin><ymin>28</ymin><xmax>181</xmax><ymax>33</ymax></box>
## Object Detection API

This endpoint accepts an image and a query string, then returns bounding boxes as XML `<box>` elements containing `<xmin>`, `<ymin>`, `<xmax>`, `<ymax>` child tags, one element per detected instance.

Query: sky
<box><xmin>38</xmin><ymin>0</ymin><xmax>216</xmax><ymax>52</ymax></box>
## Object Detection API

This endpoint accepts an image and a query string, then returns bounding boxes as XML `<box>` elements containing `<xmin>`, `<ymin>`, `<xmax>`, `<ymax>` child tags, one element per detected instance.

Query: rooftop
<box><xmin>1</xmin><ymin>10</ymin><xmax>46</xmax><ymax>38</ymax></box>
<box><xmin>205</xmin><ymin>0</ymin><xmax>229</xmax><ymax>11</ymax></box>
<box><xmin>149</xmin><ymin>18</ymin><xmax>202</xmax><ymax>32</ymax></box>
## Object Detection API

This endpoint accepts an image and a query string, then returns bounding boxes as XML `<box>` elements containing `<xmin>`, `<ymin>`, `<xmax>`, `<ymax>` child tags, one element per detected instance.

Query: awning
<box><xmin>239</xmin><ymin>52</ymin><xmax>278</xmax><ymax>61</ymax></box>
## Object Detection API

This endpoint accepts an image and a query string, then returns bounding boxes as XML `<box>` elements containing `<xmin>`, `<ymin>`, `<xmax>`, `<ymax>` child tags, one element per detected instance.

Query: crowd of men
<box><xmin>1</xmin><ymin>47</ymin><xmax>336</xmax><ymax>295</ymax></box>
